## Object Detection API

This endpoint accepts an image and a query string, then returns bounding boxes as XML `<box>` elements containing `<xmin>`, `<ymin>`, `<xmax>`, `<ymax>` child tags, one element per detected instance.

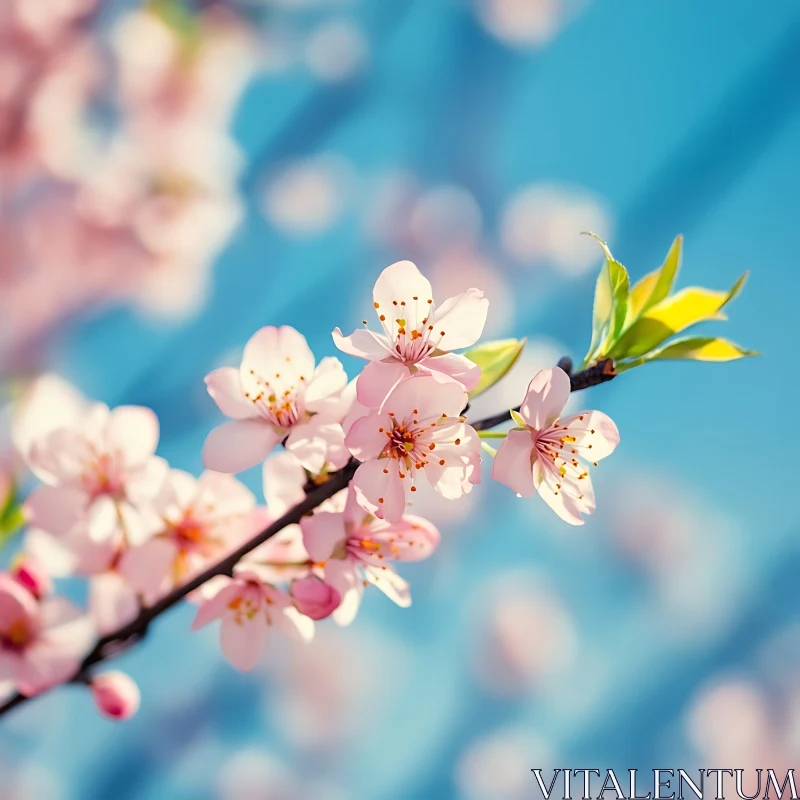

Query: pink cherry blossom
<box><xmin>24</xmin><ymin>525</ymin><xmax>138</xmax><ymax>636</ymax></box>
<box><xmin>118</xmin><ymin>470</ymin><xmax>257</xmax><ymax>602</ymax></box>
<box><xmin>332</xmin><ymin>259</ymin><xmax>489</xmax><ymax>407</ymax></box>
<box><xmin>203</xmin><ymin>325</ymin><xmax>349</xmax><ymax>475</ymax></box>
<box><xmin>345</xmin><ymin>373</ymin><xmax>481</xmax><ymax>522</ymax></box>
<box><xmin>492</xmin><ymin>367</ymin><xmax>619</xmax><ymax>525</ymax></box>
<box><xmin>289</xmin><ymin>575</ymin><xmax>340</xmax><ymax>621</ymax></box>
<box><xmin>192</xmin><ymin>571</ymin><xmax>313</xmax><ymax>672</ymax></box>
<box><xmin>300</xmin><ymin>487</ymin><xmax>440</xmax><ymax>624</ymax></box>
<box><xmin>0</xmin><ymin>574</ymin><xmax>95</xmax><ymax>696</ymax></box>
<box><xmin>23</xmin><ymin>403</ymin><xmax>167</xmax><ymax>545</ymax></box>
<box><xmin>90</xmin><ymin>670</ymin><xmax>140</xmax><ymax>720</ymax></box>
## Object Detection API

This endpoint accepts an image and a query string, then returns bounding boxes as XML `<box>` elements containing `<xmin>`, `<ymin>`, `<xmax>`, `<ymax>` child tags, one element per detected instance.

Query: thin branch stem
<box><xmin>0</xmin><ymin>359</ymin><xmax>615</xmax><ymax>719</ymax></box>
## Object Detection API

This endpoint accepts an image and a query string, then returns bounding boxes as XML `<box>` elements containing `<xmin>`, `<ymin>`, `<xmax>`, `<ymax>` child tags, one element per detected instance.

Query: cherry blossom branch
<box><xmin>0</xmin><ymin>358</ymin><xmax>615</xmax><ymax>719</ymax></box>
<box><xmin>471</xmin><ymin>358</ymin><xmax>615</xmax><ymax>432</ymax></box>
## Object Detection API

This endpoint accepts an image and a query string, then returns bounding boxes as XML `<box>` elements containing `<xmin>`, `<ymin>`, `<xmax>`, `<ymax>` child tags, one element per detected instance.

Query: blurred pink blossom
<box><xmin>118</xmin><ymin>470</ymin><xmax>257</xmax><ymax>602</ymax></box>
<box><xmin>0</xmin><ymin>572</ymin><xmax>94</xmax><ymax>697</ymax></box>
<box><xmin>23</xmin><ymin>403</ymin><xmax>167</xmax><ymax>546</ymax></box>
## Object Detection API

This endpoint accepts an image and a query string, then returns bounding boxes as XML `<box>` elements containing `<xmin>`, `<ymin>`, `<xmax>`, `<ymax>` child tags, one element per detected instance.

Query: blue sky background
<box><xmin>2</xmin><ymin>1</ymin><xmax>799</xmax><ymax>798</ymax></box>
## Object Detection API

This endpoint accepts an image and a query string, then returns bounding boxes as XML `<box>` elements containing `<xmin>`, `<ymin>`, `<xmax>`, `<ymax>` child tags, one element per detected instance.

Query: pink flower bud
<box><xmin>11</xmin><ymin>557</ymin><xmax>51</xmax><ymax>600</ymax></box>
<box><xmin>90</xmin><ymin>671</ymin><xmax>140</xmax><ymax>720</ymax></box>
<box><xmin>290</xmin><ymin>575</ymin><xmax>340</xmax><ymax>620</ymax></box>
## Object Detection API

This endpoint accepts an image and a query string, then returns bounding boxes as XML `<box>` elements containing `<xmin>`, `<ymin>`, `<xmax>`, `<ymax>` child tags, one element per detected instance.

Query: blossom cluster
<box><xmin>1</xmin><ymin>1</ymin><xmax>253</xmax><ymax>366</ymax></box>
<box><xmin>0</xmin><ymin>259</ymin><xmax>619</xmax><ymax>720</ymax></box>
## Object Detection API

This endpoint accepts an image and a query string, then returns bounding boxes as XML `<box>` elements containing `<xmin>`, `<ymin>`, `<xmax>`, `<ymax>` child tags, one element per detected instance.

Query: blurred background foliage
<box><xmin>0</xmin><ymin>0</ymin><xmax>797</xmax><ymax>798</ymax></box>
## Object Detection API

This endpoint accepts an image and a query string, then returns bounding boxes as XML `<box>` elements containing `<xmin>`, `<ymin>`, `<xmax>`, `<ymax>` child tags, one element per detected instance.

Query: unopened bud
<box><xmin>11</xmin><ymin>557</ymin><xmax>51</xmax><ymax>599</ymax></box>
<box><xmin>90</xmin><ymin>671</ymin><xmax>140</xmax><ymax>720</ymax></box>
<box><xmin>290</xmin><ymin>575</ymin><xmax>340</xmax><ymax>620</ymax></box>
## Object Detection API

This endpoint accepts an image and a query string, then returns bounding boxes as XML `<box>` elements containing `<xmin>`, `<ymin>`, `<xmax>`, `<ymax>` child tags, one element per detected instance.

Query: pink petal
<box><xmin>536</xmin><ymin>469</ymin><xmax>592</xmax><ymax>526</ymax></box>
<box><xmin>16</xmin><ymin>597</ymin><xmax>96</xmax><ymax>694</ymax></box>
<box><xmin>271</xmin><ymin>606</ymin><xmax>315</xmax><ymax>643</ymax></box>
<box><xmin>355</xmin><ymin>360</ymin><xmax>409</xmax><ymax>409</ymax></box>
<box><xmin>423</xmin><ymin>456</ymin><xmax>475</xmax><ymax>500</ymax></box>
<box><xmin>106</xmin><ymin>406</ymin><xmax>160</xmax><ymax>467</ymax></box>
<box><xmin>377</xmin><ymin>514</ymin><xmax>440</xmax><ymax>561</ymax></box>
<box><xmin>196</xmin><ymin>471</ymin><xmax>255</xmax><ymax>518</ymax></box>
<box><xmin>365</xmin><ymin>565</ymin><xmax>410</xmax><ymax>608</ymax></box>
<box><xmin>323</xmin><ymin>560</ymin><xmax>363</xmax><ymax>626</ymax></box>
<box><xmin>202</xmin><ymin>419</ymin><xmax>279</xmax><ymax>474</ymax></box>
<box><xmin>332</xmin><ymin>327</ymin><xmax>392</xmax><ymax>361</ymax></box>
<box><xmin>304</xmin><ymin>357</ymin><xmax>348</xmax><ymax>413</ymax></box>
<box><xmin>24</xmin><ymin>529</ymin><xmax>78</xmax><ymax>577</ymax></box>
<box><xmin>300</xmin><ymin>511</ymin><xmax>346</xmax><ymax>562</ymax></box>
<box><xmin>492</xmin><ymin>429</ymin><xmax>536</xmax><ymax>497</ymax></box>
<box><xmin>0</xmin><ymin>575</ymin><xmax>39</xmax><ymax>629</ymax></box>
<box><xmin>191</xmin><ymin>578</ymin><xmax>238</xmax><ymax>629</ymax></box>
<box><xmin>86</xmin><ymin>496</ymin><xmax>121</xmax><ymax>543</ymax></box>
<box><xmin>205</xmin><ymin>367</ymin><xmax>256</xmax><ymax>420</ymax></box>
<box><xmin>383</xmin><ymin>373</ymin><xmax>467</xmax><ymax>422</ymax></box>
<box><xmin>11</xmin><ymin>374</ymin><xmax>86</xmax><ymax>462</ymax></box>
<box><xmin>352</xmin><ymin>458</ymin><xmax>406</xmax><ymax>523</ymax></box>
<box><xmin>418</xmin><ymin>352</ymin><xmax>482</xmax><ymax>391</ymax></box>
<box><xmin>344</xmin><ymin>411</ymin><xmax>392</xmax><ymax>461</ymax></box>
<box><xmin>24</xmin><ymin>485</ymin><xmax>88</xmax><ymax>537</ymax></box>
<box><xmin>519</xmin><ymin>367</ymin><xmax>571</xmax><ymax>430</ymax></box>
<box><xmin>263</xmin><ymin>452</ymin><xmax>307</xmax><ymax>515</ymax></box>
<box><xmin>118</xmin><ymin>538</ymin><xmax>177</xmax><ymax>598</ymax></box>
<box><xmin>220</xmin><ymin>613</ymin><xmax>267</xmax><ymax>671</ymax></box>
<box><xmin>429</xmin><ymin>288</ymin><xmax>489</xmax><ymax>351</ymax></box>
<box><xmin>158</xmin><ymin>469</ymin><xmax>199</xmax><ymax>511</ymax></box>
<box><xmin>126</xmin><ymin>456</ymin><xmax>169</xmax><ymax>504</ymax></box>
<box><xmin>373</xmin><ymin>260</ymin><xmax>433</xmax><ymax>332</ymax></box>
<box><xmin>559</xmin><ymin>410</ymin><xmax>620</xmax><ymax>461</ymax></box>
<box><xmin>241</xmin><ymin>326</ymin><xmax>315</xmax><ymax>388</ymax></box>
<box><xmin>89</xmin><ymin>572</ymin><xmax>140</xmax><ymax>636</ymax></box>
<box><xmin>285</xmin><ymin>418</ymin><xmax>346</xmax><ymax>475</ymax></box>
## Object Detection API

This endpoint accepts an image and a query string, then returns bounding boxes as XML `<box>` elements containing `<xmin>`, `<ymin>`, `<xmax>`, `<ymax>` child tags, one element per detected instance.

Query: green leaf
<box><xmin>509</xmin><ymin>409</ymin><xmax>527</xmax><ymax>428</ymax></box>
<box><xmin>0</xmin><ymin>487</ymin><xmax>23</xmax><ymax>553</ymax></box>
<box><xmin>626</xmin><ymin>234</ymin><xmax>683</xmax><ymax>324</ymax></box>
<box><xmin>616</xmin><ymin>336</ymin><xmax>760</xmax><ymax>371</ymax></box>
<box><xmin>582</xmin><ymin>233</ymin><xmax>630</xmax><ymax>365</ymax></box>
<box><xmin>464</xmin><ymin>338</ymin><xmax>526</xmax><ymax>399</ymax></box>
<box><xmin>146</xmin><ymin>0</ymin><xmax>201</xmax><ymax>60</ymax></box>
<box><xmin>609</xmin><ymin>272</ymin><xmax>748</xmax><ymax>361</ymax></box>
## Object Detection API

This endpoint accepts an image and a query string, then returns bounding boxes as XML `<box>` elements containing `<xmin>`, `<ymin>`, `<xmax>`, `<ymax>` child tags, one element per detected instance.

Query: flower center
<box><xmin>83</xmin><ymin>453</ymin><xmax>124</xmax><ymax>499</ymax></box>
<box><xmin>373</xmin><ymin>297</ymin><xmax>444</xmax><ymax>364</ymax></box>
<box><xmin>387</xmin><ymin>424</ymin><xmax>417</xmax><ymax>458</ymax></box>
<box><xmin>244</xmin><ymin>370</ymin><xmax>307</xmax><ymax>429</ymax></box>
<box><xmin>1</xmin><ymin>618</ymin><xmax>32</xmax><ymax>651</ymax></box>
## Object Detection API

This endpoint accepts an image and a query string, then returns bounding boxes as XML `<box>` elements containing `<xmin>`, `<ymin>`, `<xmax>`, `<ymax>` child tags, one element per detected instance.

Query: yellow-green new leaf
<box><xmin>626</xmin><ymin>234</ymin><xmax>683</xmax><ymax>324</ymax></box>
<box><xmin>616</xmin><ymin>336</ymin><xmax>759</xmax><ymax>371</ymax></box>
<box><xmin>0</xmin><ymin>488</ymin><xmax>23</xmax><ymax>554</ymax></box>
<box><xmin>609</xmin><ymin>271</ymin><xmax>748</xmax><ymax>360</ymax></box>
<box><xmin>582</xmin><ymin>233</ymin><xmax>630</xmax><ymax>365</ymax></box>
<box><xmin>464</xmin><ymin>338</ymin><xmax>526</xmax><ymax>399</ymax></box>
